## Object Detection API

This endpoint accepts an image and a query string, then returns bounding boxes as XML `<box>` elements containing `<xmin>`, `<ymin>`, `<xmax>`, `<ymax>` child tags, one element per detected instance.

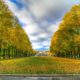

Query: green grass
<box><xmin>0</xmin><ymin>56</ymin><xmax>80</xmax><ymax>74</ymax></box>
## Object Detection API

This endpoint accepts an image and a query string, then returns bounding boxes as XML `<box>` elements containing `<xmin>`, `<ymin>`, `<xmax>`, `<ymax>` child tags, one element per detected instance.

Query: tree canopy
<box><xmin>50</xmin><ymin>5</ymin><xmax>80</xmax><ymax>58</ymax></box>
<box><xmin>0</xmin><ymin>0</ymin><xmax>34</xmax><ymax>59</ymax></box>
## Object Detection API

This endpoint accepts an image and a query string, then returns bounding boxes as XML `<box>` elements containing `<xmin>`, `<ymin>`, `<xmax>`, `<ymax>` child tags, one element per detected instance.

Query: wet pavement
<box><xmin>0</xmin><ymin>76</ymin><xmax>80</xmax><ymax>80</ymax></box>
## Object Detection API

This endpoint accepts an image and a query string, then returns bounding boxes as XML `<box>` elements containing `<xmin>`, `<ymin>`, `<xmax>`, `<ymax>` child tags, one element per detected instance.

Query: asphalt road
<box><xmin>0</xmin><ymin>76</ymin><xmax>80</xmax><ymax>80</ymax></box>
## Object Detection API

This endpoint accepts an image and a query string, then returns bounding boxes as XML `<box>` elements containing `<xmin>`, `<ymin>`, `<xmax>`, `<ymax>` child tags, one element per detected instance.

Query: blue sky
<box><xmin>4</xmin><ymin>0</ymin><xmax>80</xmax><ymax>50</ymax></box>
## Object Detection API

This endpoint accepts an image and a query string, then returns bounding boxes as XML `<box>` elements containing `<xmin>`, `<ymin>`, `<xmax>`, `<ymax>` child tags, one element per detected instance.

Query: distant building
<box><xmin>35</xmin><ymin>51</ymin><xmax>52</xmax><ymax>56</ymax></box>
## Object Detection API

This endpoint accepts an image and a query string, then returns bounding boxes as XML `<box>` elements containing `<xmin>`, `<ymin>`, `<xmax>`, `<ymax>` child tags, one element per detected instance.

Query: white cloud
<box><xmin>32</xmin><ymin>43</ymin><xmax>43</xmax><ymax>50</ymax></box>
<box><xmin>23</xmin><ymin>23</ymin><xmax>38</xmax><ymax>34</ymax></box>
<box><xmin>4</xmin><ymin>0</ymin><xmax>80</xmax><ymax>50</ymax></box>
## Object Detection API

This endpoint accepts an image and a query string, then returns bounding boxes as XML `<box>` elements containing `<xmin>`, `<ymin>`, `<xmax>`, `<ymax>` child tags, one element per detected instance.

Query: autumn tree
<box><xmin>0</xmin><ymin>0</ymin><xmax>34</xmax><ymax>59</ymax></box>
<box><xmin>50</xmin><ymin>5</ymin><xmax>80</xmax><ymax>58</ymax></box>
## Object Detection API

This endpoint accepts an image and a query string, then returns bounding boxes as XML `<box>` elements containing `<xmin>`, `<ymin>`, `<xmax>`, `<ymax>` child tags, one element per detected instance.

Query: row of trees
<box><xmin>0</xmin><ymin>0</ymin><xmax>35</xmax><ymax>59</ymax></box>
<box><xmin>50</xmin><ymin>5</ymin><xmax>80</xmax><ymax>58</ymax></box>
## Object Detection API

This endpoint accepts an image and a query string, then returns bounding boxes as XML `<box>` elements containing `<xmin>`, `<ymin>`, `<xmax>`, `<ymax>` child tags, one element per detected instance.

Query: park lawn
<box><xmin>0</xmin><ymin>57</ymin><xmax>80</xmax><ymax>74</ymax></box>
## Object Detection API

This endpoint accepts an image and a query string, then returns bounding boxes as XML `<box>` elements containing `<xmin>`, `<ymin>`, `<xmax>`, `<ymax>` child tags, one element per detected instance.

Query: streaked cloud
<box><xmin>4</xmin><ymin>0</ymin><xmax>80</xmax><ymax>50</ymax></box>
